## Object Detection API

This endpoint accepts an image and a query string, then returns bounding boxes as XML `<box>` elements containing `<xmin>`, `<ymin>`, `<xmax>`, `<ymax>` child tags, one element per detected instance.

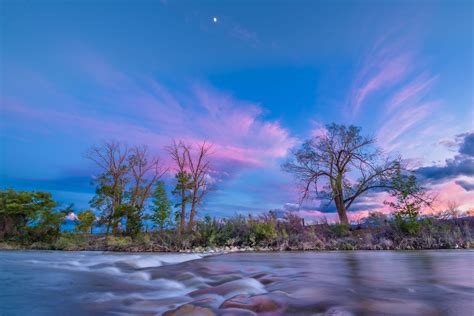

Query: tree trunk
<box><xmin>334</xmin><ymin>176</ymin><xmax>349</xmax><ymax>225</ymax></box>
<box><xmin>335</xmin><ymin>200</ymin><xmax>349</xmax><ymax>225</ymax></box>
<box><xmin>188</xmin><ymin>197</ymin><xmax>197</xmax><ymax>231</ymax></box>
<box><xmin>179</xmin><ymin>189</ymin><xmax>186</xmax><ymax>233</ymax></box>
<box><xmin>112</xmin><ymin>216</ymin><xmax>119</xmax><ymax>234</ymax></box>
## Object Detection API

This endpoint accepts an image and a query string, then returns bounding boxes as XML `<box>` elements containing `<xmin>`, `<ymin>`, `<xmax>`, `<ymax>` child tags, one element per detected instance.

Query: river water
<box><xmin>0</xmin><ymin>250</ymin><xmax>473</xmax><ymax>315</ymax></box>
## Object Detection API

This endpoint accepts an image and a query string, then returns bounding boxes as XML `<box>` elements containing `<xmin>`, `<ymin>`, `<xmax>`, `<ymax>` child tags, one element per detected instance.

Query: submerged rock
<box><xmin>163</xmin><ymin>304</ymin><xmax>215</xmax><ymax>316</ymax></box>
<box><xmin>220</xmin><ymin>294</ymin><xmax>285</xmax><ymax>314</ymax></box>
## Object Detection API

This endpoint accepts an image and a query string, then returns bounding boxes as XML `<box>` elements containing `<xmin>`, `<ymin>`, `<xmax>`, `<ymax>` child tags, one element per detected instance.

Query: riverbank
<box><xmin>2</xmin><ymin>217</ymin><xmax>473</xmax><ymax>253</ymax></box>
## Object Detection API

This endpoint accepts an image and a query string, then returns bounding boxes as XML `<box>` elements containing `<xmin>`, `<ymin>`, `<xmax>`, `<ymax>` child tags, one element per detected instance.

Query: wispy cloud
<box><xmin>3</xmin><ymin>55</ymin><xmax>296</xmax><ymax>177</ymax></box>
<box><xmin>229</xmin><ymin>24</ymin><xmax>260</xmax><ymax>47</ymax></box>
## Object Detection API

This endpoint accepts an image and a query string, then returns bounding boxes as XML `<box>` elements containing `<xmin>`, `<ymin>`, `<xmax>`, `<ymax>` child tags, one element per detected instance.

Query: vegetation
<box><xmin>0</xmin><ymin>124</ymin><xmax>472</xmax><ymax>252</ymax></box>
<box><xmin>151</xmin><ymin>181</ymin><xmax>172</xmax><ymax>231</ymax></box>
<box><xmin>75</xmin><ymin>210</ymin><xmax>95</xmax><ymax>234</ymax></box>
<box><xmin>283</xmin><ymin>124</ymin><xmax>425</xmax><ymax>225</ymax></box>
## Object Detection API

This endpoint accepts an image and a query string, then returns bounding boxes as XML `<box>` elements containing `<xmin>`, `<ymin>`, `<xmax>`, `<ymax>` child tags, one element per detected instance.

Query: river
<box><xmin>0</xmin><ymin>250</ymin><xmax>473</xmax><ymax>315</ymax></box>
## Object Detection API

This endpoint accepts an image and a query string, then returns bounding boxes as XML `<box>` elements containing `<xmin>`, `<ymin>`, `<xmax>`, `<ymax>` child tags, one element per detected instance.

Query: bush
<box><xmin>330</xmin><ymin>224</ymin><xmax>351</xmax><ymax>238</ymax></box>
<box><xmin>106</xmin><ymin>236</ymin><xmax>133</xmax><ymax>249</ymax></box>
<box><xmin>54</xmin><ymin>233</ymin><xmax>87</xmax><ymax>250</ymax></box>
<box><xmin>249</xmin><ymin>220</ymin><xmax>277</xmax><ymax>247</ymax></box>
<box><xmin>195</xmin><ymin>215</ymin><xmax>221</xmax><ymax>247</ymax></box>
<box><xmin>392</xmin><ymin>213</ymin><xmax>422</xmax><ymax>235</ymax></box>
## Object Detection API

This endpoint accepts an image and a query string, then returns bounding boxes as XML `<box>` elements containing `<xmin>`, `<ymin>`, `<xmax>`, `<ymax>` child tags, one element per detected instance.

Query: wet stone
<box><xmin>163</xmin><ymin>304</ymin><xmax>216</xmax><ymax>316</ymax></box>
<box><xmin>220</xmin><ymin>294</ymin><xmax>285</xmax><ymax>314</ymax></box>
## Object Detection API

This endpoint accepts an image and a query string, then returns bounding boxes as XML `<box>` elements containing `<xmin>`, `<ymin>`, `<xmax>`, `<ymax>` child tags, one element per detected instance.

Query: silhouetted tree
<box><xmin>284</xmin><ymin>123</ymin><xmax>403</xmax><ymax>224</ymax></box>
<box><xmin>185</xmin><ymin>141</ymin><xmax>213</xmax><ymax>231</ymax></box>
<box><xmin>126</xmin><ymin>145</ymin><xmax>166</xmax><ymax>236</ymax></box>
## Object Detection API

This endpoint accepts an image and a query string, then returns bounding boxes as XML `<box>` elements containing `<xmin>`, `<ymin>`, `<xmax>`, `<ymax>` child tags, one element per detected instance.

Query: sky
<box><xmin>1</xmin><ymin>0</ymin><xmax>473</xmax><ymax>220</ymax></box>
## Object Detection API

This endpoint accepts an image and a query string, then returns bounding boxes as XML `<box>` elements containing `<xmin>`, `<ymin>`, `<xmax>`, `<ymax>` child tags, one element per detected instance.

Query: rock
<box><xmin>190</xmin><ymin>278</ymin><xmax>265</xmax><ymax>297</ymax></box>
<box><xmin>220</xmin><ymin>294</ymin><xmax>283</xmax><ymax>313</ymax></box>
<box><xmin>323</xmin><ymin>306</ymin><xmax>355</xmax><ymax>316</ymax></box>
<box><xmin>163</xmin><ymin>304</ymin><xmax>215</xmax><ymax>316</ymax></box>
<box><xmin>220</xmin><ymin>308</ymin><xmax>257</xmax><ymax>316</ymax></box>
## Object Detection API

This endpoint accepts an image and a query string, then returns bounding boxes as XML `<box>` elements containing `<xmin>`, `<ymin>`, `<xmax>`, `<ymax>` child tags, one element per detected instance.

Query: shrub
<box><xmin>249</xmin><ymin>220</ymin><xmax>277</xmax><ymax>247</ymax></box>
<box><xmin>54</xmin><ymin>233</ymin><xmax>87</xmax><ymax>250</ymax></box>
<box><xmin>330</xmin><ymin>224</ymin><xmax>351</xmax><ymax>238</ymax></box>
<box><xmin>195</xmin><ymin>215</ymin><xmax>221</xmax><ymax>247</ymax></box>
<box><xmin>106</xmin><ymin>236</ymin><xmax>133</xmax><ymax>248</ymax></box>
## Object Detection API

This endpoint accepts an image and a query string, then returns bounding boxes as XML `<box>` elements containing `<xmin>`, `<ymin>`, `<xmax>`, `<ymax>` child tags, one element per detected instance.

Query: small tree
<box><xmin>172</xmin><ymin>171</ymin><xmax>193</xmax><ymax>232</ymax></box>
<box><xmin>75</xmin><ymin>210</ymin><xmax>95</xmax><ymax>234</ymax></box>
<box><xmin>151</xmin><ymin>181</ymin><xmax>172</xmax><ymax>231</ymax></box>
<box><xmin>386</xmin><ymin>167</ymin><xmax>433</xmax><ymax>234</ymax></box>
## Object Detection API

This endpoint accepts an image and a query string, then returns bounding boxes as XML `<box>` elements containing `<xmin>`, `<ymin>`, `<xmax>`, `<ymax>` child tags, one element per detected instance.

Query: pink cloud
<box><xmin>385</xmin><ymin>74</ymin><xmax>438</xmax><ymax>114</ymax></box>
<box><xmin>376</xmin><ymin>101</ymin><xmax>438</xmax><ymax>151</ymax></box>
<box><xmin>3</xmin><ymin>60</ymin><xmax>297</xmax><ymax>176</ymax></box>
<box><xmin>352</xmin><ymin>53</ymin><xmax>412</xmax><ymax>115</ymax></box>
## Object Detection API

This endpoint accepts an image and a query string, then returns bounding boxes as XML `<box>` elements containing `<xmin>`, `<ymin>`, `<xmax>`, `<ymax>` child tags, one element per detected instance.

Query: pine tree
<box><xmin>151</xmin><ymin>181</ymin><xmax>172</xmax><ymax>231</ymax></box>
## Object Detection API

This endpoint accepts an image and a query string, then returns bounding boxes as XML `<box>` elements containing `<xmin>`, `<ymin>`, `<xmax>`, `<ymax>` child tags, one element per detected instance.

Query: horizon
<box><xmin>1</xmin><ymin>0</ymin><xmax>473</xmax><ymax>220</ymax></box>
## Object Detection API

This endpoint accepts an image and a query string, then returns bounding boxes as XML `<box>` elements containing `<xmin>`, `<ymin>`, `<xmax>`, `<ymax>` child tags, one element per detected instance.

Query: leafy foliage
<box><xmin>386</xmin><ymin>166</ymin><xmax>433</xmax><ymax>235</ymax></box>
<box><xmin>151</xmin><ymin>181</ymin><xmax>172</xmax><ymax>230</ymax></box>
<box><xmin>75</xmin><ymin>210</ymin><xmax>96</xmax><ymax>234</ymax></box>
<box><xmin>0</xmin><ymin>189</ymin><xmax>58</xmax><ymax>240</ymax></box>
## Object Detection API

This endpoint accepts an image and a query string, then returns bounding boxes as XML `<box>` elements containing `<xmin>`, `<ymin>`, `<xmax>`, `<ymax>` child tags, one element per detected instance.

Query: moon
<box><xmin>213</xmin><ymin>17</ymin><xmax>218</xmax><ymax>23</ymax></box>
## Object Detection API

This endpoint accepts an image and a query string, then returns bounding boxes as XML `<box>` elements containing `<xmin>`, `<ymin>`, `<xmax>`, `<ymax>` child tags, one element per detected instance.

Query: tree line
<box><xmin>1</xmin><ymin>123</ymin><xmax>440</xmax><ymax>242</ymax></box>
<box><xmin>85</xmin><ymin>140</ymin><xmax>213</xmax><ymax>237</ymax></box>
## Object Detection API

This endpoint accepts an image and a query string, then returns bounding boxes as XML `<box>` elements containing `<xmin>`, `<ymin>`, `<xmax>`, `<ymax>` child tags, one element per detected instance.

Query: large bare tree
<box><xmin>167</xmin><ymin>140</ymin><xmax>192</xmax><ymax>233</ymax></box>
<box><xmin>86</xmin><ymin>141</ymin><xmax>129</xmax><ymax>234</ymax></box>
<box><xmin>126</xmin><ymin>145</ymin><xmax>167</xmax><ymax>235</ymax></box>
<box><xmin>283</xmin><ymin>124</ymin><xmax>402</xmax><ymax>225</ymax></box>
<box><xmin>185</xmin><ymin>141</ymin><xmax>213</xmax><ymax>231</ymax></box>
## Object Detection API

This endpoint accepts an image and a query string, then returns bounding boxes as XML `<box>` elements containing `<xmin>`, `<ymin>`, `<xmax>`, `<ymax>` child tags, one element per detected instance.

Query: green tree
<box><xmin>0</xmin><ymin>189</ymin><xmax>57</xmax><ymax>239</ymax></box>
<box><xmin>172</xmin><ymin>171</ymin><xmax>193</xmax><ymax>232</ymax></box>
<box><xmin>150</xmin><ymin>181</ymin><xmax>172</xmax><ymax>231</ymax></box>
<box><xmin>75</xmin><ymin>210</ymin><xmax>96</xmax><ymax>234</ymax></box>
<box><xmin>86</xmin><ymin>141</ymin><xmax>130</xmax><ymax>235</ymax></box>
<box><xmin>33</xmin><ymin>208</ymin><xmax>68</xmax><ymax>242</ymax></box>
<box><xmin>167</xmin><ymin>140</ymin><xmax>193</xmax><ymax>233</ymax></box>
<box><xmin>386</xmin><ymin>166</ymin><xmax>433</xmax><ymax>234</ymax></box>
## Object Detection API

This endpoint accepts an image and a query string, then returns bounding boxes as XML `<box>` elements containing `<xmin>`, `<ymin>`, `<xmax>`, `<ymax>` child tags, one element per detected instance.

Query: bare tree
<box><xmin>436</xmin><ymin>200</ymin><xmax>462</xmax><ymax>220</ymax></box>
<box><xmin>126</xmin><ymin>145</ymin><xmax>167</xmax><ymax>235</ymax></box>
<box><xmin>85</xmin><ymin>141</ymin><xmax>129</xmax><ymax>234</ymax></box>
<box><xmin>283</xmin><ymin>124</ymin><xmax>403</xmax><ymax>225</ymax></box>
<box><xmin>185</xmin><ymin>141</ymin><xmax>213</xmax><ymax>231</ymax></box>
<box><xmin>167</xmin><ymin>140</ymin><xmax>192</xmax><ymax>233</ymax></box>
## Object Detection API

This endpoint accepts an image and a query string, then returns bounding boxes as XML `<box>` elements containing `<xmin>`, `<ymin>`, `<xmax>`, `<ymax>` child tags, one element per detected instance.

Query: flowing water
<box><xmin>0</xmin><ymin>250</ymin><xmax>473</xmax><ymax>315</ymax></box>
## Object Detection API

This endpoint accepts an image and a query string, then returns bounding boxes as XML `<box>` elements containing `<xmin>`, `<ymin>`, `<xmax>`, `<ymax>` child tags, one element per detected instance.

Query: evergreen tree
<box><xmin>151</xmin><ymin>181</ymin><xmax>172</xmax><ymax>231</ymax></box>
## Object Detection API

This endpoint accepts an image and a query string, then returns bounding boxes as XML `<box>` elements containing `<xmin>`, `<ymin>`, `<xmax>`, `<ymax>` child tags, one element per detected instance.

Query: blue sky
<box><xmin>1</xmin><ymin>0</ymin><xmax>473</xmax><ymax>219</ymax></box>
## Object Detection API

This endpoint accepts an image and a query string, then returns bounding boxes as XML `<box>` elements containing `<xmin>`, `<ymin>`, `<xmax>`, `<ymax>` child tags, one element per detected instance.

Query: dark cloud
<box><xmin>290</xmin><ymin>191</ymin><xmax>386</xmax><ymax>214</ymax></box>
<box><xmin>459</xmin><ymin>132</ymin><xmax>474</xmax><ymax>157</ymax></box>
<box><xmin>416</xmin><ymin>155</ymin><xmax>474</xmax><ymax>180</ymax></box>
<box><xmin>416</xmin><ymin>132</ymin><xmax>474</xmax><ymax>188</ymax></box>
<box><xmin>0</xmin><ymin>176</ymin><xmax>94</xmax><ymax>193</ymax></box>
<box><xmin>455</xmin><ymin>180</ymin><xmax>474</xmax><ymax>191</ymax></box>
